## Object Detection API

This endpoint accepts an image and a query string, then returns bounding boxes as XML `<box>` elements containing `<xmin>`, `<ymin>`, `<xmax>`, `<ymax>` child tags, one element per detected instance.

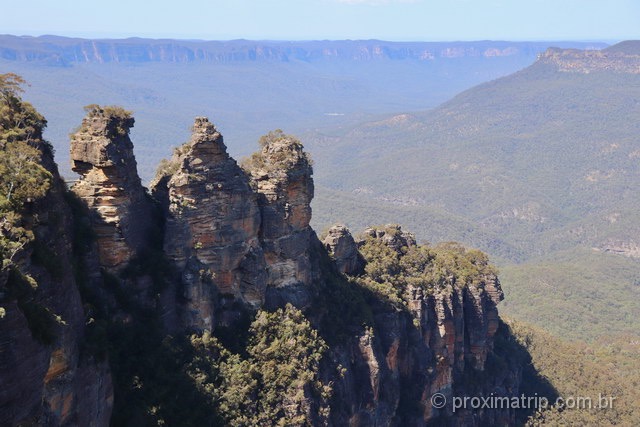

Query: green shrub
<box><xmin>354</xmin><ymin>230</ymin><xmax>498</xmax><ymax>308</ymax></box>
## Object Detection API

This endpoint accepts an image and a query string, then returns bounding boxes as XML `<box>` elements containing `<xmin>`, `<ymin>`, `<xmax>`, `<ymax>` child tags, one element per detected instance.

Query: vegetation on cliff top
<box><xmin>241</xmin><ymin>129</ymin><xmax>313</xmax><ymax>175</ymax></box>
<box><xmin>355</xmin><ymin>225</ymin><xmax>498</xmax><ymax>307</ymax></box>
<box><xmin>0</xmin><ymin>73</ymin><xmax>51</xmax><ymax>213</ymax></box>
<box><xmin>78</xmin><ymin>104</ymin><xmax>134</xmax><ymax>137</ymax></box>
<box><xmin>0</xmin><ymin>73</ymin><xmax>52</xmax><ymax>266</ymax></box>
<box><xmin>0</xmin><ymin>73</ymin><xmax>56</xmax><ymax>342</ymax></box>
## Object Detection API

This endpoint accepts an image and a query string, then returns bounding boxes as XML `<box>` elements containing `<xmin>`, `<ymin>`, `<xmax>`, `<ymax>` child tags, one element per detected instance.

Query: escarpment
<box><xmin>2</xmin><ymin>95</ymin><xmax>535</xmax><ymax>426</ymax></box>
<box><xmin>320</xmin><ymin>225</ymin><xmax>516</xmax><ymax>426</ymax></box>
<box><xmin>538</xmin><ymin>43</ymin><xmax>640</xmax><ymax>74</ymax></box>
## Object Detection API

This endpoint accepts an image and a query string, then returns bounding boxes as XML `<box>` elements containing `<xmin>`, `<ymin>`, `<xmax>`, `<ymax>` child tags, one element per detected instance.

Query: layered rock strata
<box><xmin>70</xmin><ymin>106</ymin><xmax>152</xmax><ymax>270</ymax></box>
<box><xmin>243</xmin><ymin>131</ymin><xmax>316</xmax><ymax>308</ymax></box>
<box><xmin>2</xmin><ymin>107</ymin><xmax>524</xmax><ymax>427</ymax></box>
<box><xmin>323</xmin><ymin>225</ymin><xmax>513</xmax><ymax>426</ymax></box>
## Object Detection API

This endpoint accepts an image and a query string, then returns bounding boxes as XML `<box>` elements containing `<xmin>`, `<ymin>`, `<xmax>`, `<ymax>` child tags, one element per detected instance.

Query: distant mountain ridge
<box><xmin>1</xmin><ymin>36</ymin><xmax>607</xmax><ymax>183</ymax></box>
<box><xmin>0</xmin><ymin>35</ymin><xmax>606</xmax><ymax>65</ymax></box>
<box><xmin>539</xmin><ymin>41</ymin><xmax>640</xmax><ymax>73</ymax></box>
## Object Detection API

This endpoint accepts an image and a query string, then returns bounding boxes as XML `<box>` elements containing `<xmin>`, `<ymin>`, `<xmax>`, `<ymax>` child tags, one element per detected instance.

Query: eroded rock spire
<box><xmin>152</xmin><ymin>117</ymin><xmax>266</xmax><ymax>330</ymax></box>
<box><xmin>70</xmin><ymin>105</ymin><xmax>152</xmax><ymax>270</ymax></box>
<box><xmin>242</xmin><ymin>129</ymin><xmax>315</xmax><ymax>308</ymax></box>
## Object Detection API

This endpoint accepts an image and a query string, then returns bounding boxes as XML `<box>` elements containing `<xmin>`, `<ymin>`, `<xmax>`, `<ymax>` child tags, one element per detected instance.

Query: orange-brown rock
<box><xmin>323</xmin><ymin>225</ymin><xmax>513</xmax><ymax>426</ymax></box>
<box><xmin>3</xmin><ymin>99</ymin><xmax>529</xmax><ymax>427</ymax></box>
<box><xmin>70</xmin><ymin>106</ymin><xmax>152</xmax><ymax>270</ymax></box>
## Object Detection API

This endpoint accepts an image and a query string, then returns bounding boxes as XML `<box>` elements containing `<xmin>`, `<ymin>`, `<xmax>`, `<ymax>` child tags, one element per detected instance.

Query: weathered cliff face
<box><xmin>70</xmin><ymin>106</ymin><xmax>152</xmax><ymax>270</ymax></box>
<box><xmin>151</xmin><ymin>117</ymin><xmax>266</xmax><ymax>330</ymax></box>
<box><xmin>0</xmin><ymin>140</ymin><xmax>112</xmax><ymax>426</ymax></box>
<box><xmin>320</xmin><ymin>226</ymin><xmax>516</xmax><ymax>426</ymax></box>
<box><xmin>244</xmin><ymin>130</ymin><xmax>316</xmax><ymax>309</ymax></box>
<box><xmin>0</xmin><ymin>36</ymin><xmax>604</xmax><ymax>66</ymax></box>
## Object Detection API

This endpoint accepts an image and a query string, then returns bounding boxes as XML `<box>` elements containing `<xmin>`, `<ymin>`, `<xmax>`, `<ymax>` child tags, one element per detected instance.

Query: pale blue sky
<box><xmin>2</xmin><ymin>0</ymin><xmax>638</xmax><ymax>41</ymax></box>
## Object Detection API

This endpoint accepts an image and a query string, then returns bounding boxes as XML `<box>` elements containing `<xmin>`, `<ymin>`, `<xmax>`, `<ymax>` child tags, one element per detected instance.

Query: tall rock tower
<box><xmin>152</xmin><ymin>117</ymin><xmax>267</xmax><ymax>330</ymax></box>
<box><xmin>70</xmin><ymin>106</ymin><xmax>152</xmax><ymax>270</ymax></box>
<box><xmin>242</xmin><ymin>130</ymin><xmax>316</xmax><ymax>308</ymax></box>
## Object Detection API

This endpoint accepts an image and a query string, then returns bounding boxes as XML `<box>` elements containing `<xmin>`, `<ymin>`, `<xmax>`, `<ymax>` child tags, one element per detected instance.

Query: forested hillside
<box><xmin>307</xmin><ymin>42</ymin><xmax>640</xmax><ymax>341</ymax></box>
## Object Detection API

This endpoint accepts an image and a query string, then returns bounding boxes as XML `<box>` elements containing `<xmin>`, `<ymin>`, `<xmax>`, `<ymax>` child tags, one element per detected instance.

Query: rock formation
<box><xmin>2</xmin><ymin>104</ymin><xmax>529</xmax><ymax>427</ymax></box>
<box><xmin>362</xmin><ymin>224</ymin><xmax>417</xmax><ymax>253</ymax></box>
<box><xmin>70</xmin><ymin>106</ymin><xmax>152</xmax><ymax>270</ymax></box>
<box><xmin>243</xmin><ymin>130</ymin><xmax>316</xmax><ymax>308</ymax></box>
<box><xmin>322</xmin><ymin>226</ymin><xmax>513</xmax><ymax>426</ymax></box>
<box><xmin>0</xmin><ymin>134</ymin><xmax>112</xmax><ymax>426</ymax></box>
<box><xmin>151</xmin><ymin>117</ymin><xmax>266</xmax><ymax>330</ymax></box>
<box><xmin>322</xmin><ymin>224</ymin><xmax>363</xmax><ymax>275</ymax></box>
<box><xmin>539</xmin><ymin>43</ymin><xmax>640</xmax><ymax>74</ymax></box>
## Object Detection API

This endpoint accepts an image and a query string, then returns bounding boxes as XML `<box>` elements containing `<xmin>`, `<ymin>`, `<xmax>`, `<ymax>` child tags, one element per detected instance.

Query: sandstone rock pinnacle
<box><xmin>152</xmin><ymin>117</ymin><xmax>266</xmax><ymax>330</ymax></box>
<box><xmin>243</xmin><ymin>130</ymin><xmax>315</xmax><ymax>307</ymax></box>
<box><xmin>70</xmin><ymin>105</ymin><xmax>152</xmax><ymax>270</ymax></box>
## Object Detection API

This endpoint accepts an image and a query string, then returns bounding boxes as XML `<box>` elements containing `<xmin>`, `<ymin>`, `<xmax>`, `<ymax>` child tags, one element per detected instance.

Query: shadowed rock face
<box><xmin>324</xmin><ymin>226</ymin><xmax>510</xmax><ymax>426</ymax></box>
<box><xmin>152</xmin><ymin>117</ymin><xmax>266</xmax><ymax>330</ymax></box>
<box><xmin>70</xmin><ymin>107</ymin><xmax>152</xmax><ymax>270</ymax></box>
<box><xmin>0</xmin><ymin>140</ymin><xmax>113</xmax><ymax>426</ymax></box>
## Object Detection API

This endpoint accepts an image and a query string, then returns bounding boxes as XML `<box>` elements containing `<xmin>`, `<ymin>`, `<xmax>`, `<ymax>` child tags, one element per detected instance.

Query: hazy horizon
<box><xmin>0</xmin><ymin>33</ymin><xmax>626</xmax><ymax>44</ymax></box>
<box><xmin>3</xmin><ymin>0</ymin><xmax>639</xmax><ymax>42</ymax></box>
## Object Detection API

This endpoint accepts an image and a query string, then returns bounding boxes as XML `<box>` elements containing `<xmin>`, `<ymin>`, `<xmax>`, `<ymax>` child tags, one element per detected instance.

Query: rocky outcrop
<box><xmin>0</xmin><ymin>139</ymin><xmax>112</xmax><ymax>426</ymax></box>
<box><xmin>322</xmin><ymin>226</ymin><xmax>514</xmax><ymax>426</ymax></box>
<box><xmin>152</xmin><ymin>117</ymin><xmax>266</xmax><ymax>330</ymax></box>
<box><xmin>361</xmin><ymin>224</ymin><xmax>417</xmax><ymax>254</ymax></box>
<box><xmin>70</xmin><ymin>106</ymin><xmax>153</xmax><ymax>270</ymax></box>
<box><xmin>322</xmin><ymin>224</ymin><xmax>363</xmax><ymax>275</ymax></box>
<box><xmin>244</xmin><ymin>130</ymin><xmax>316</xmax><ymax>308</ymax></box>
